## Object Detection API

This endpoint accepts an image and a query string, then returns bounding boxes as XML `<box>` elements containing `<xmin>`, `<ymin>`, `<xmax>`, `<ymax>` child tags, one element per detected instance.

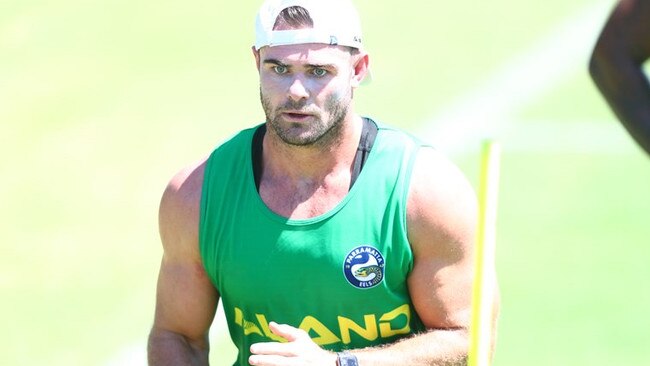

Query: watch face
<box><xmin>338</xmin><ymin>353</ymin><xmax>359</xmax><ymax>366</ymax></box>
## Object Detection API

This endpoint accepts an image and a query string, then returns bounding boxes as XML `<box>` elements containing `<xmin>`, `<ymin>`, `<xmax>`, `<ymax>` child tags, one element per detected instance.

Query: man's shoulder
<box><xmin>161</xmin><ymin>159</ymin><xmax>208</xmax><ymax>223</ymax></box>
<box><xmin>168</xmin><ymin>159</ymin><xmax>207</xmax><ymax>197</ymax></box>
<box><xmin>161</xmin><ymin>124</ymin><xmax>261</xmax><ymax>217</ymax></box>
<box><xmin>409</xmin><ymin>147</ymin><xmax>476</xmax><ymax>208</ymax></box>
<box><xmin>368</xmin><ymin>118</ymin><xmax>431</xmax><ymax>150</ymax></box>
<box><xmin>208</xmin><ymin>124</ymin><xmax>261</xmax><ymax>157</ymax></box>
<box><xmin>406</xmin><ymin>147</ymin><xmax>478</xmax><ymax>251</ymax></box>
<box><xmin>157</xmin><ymin>158</ymin><xmax>209</xmax><ymax>256</ymax></box>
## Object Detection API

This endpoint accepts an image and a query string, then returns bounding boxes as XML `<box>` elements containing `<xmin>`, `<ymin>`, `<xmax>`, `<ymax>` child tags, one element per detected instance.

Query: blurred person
<box><xmin>147</xmin><ymin>0</ymin><xmax>499</xmax><ymax>365</ymax></box>
<box><xmin>590</xmin><ymin>0</ymin><xmax>650</xmax><ymax>155</ymax></box>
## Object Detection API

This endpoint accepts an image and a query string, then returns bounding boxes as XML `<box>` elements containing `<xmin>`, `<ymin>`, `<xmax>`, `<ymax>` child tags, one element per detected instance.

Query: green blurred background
<box><xmin>2</xmin><ymin>0</ymin><xmax>649</xmax><ymax>365</ymax></box>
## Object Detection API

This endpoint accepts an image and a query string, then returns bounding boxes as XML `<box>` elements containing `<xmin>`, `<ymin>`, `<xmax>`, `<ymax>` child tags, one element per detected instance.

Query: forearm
<box><xmin>148</xmin><ymin>328</ymin><xmax>210</xmax><ymax>366</ymax></box>
<box><xmin>590</xmin><ymin>52</ymin><xmax>650</xmax><ymax>155</ymax></box>
<box><xmin>350</xmin><ymin>328</ymin><xmax>469</xmax><ymax>366</ymax></box>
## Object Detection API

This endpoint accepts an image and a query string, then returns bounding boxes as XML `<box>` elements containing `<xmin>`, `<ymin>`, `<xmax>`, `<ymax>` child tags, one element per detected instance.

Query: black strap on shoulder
<box><xmin>251</xmin><ymin>118</ymin><xmax>378</xmax><ymax>191</ymax></box>
<box><xmin>252</xmin><ymin>124</ymin><xmax>266</xmax><ymax>191</ymax></box>
<box><xmin>350</xmin><ymin>117</ymin><xmax>378</xmax><ymax>188</ymax></box>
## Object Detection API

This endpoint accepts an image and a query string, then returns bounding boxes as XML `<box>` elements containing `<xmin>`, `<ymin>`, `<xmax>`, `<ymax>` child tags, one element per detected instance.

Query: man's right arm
<box><xmin>148</xmin><ymin>160</ymin><xmax>219</xmax><ymax>366</ymax></box>
<box><xmin>589</xmin><ymin>0</ymin><xmax>650</xmax><ymax>155</ymax></box>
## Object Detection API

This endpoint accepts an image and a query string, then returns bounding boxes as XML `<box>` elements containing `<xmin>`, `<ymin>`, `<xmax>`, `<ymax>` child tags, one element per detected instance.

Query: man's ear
<box><xmin>351</xmin><ymin>52</ymin><xmax>370</xmax><ymax>88</ymax></box>
<box><xmin>252</xmin><ymin>46</ymin><xmax>261</xmax><ymax>71</ymax></box>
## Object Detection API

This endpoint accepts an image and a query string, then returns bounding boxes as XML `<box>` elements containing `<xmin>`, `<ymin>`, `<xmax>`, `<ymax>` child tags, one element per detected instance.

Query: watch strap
<box><xmin>336</xmin><ymin>351</ymin><xmax>359</xmax><ymax>366</ymax></box>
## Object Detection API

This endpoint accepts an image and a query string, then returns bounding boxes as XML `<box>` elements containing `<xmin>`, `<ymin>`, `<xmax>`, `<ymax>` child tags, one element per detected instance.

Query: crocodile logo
<box><xmin>343</xmin><ymin>245</ymin><xmax>385</xmax><ymax>289</ymax></box>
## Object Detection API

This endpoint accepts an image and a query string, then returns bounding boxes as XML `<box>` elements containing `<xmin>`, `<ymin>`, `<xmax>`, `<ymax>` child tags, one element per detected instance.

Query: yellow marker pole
<box><xmin>468</xmin><ymin>140</ymin><xmax>501</xmax><ymax>366</ymax></box>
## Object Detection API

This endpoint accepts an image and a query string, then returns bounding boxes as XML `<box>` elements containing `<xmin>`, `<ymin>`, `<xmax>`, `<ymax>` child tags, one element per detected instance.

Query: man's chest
<box><xmin>259</xmin><ymin>178</ymin><xmax>351</xmax><ymax>219</ymax></box>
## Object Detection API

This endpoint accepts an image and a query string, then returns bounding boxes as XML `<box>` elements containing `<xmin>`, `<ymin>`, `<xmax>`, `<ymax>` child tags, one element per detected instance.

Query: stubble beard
<box><xmin>260</xmin><ymin>88</ymin><xmax>350</xmax><ymax>148</ymax></box>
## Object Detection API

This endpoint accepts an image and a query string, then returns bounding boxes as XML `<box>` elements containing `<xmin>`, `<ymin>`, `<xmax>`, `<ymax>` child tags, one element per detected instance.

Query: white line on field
<box><xmin>106</xmin><ymin>2</ymin><xmax>616</xmax><ymax>365</ymax></box>
<box><xmin>420</xmin><ymin>0</ymin><xmax>615</xmax><ymax>155</ymax></box>
<box><xmin>498</xmin><ymin>119</ymin><xmax>637</xmax><ymax>154</ymax></box>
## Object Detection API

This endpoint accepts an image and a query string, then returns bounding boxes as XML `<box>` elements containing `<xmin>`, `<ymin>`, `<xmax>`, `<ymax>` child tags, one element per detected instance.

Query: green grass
<box><xmin>491</xmin><ymin>151</ymin><xmax>650</xmax><ymax>365</ymax></box>
<box><xmin>3</xmin><ymin>0</ymin><xmax>650</xmax><ymax>365</ymax></box>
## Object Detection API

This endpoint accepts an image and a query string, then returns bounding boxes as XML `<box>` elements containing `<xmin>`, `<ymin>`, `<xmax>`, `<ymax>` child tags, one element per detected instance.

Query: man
<box><xmin>590</xmin><ymin>0</ymin><xmax>650</xmax><ymax>155</ymax></box>
<box><xmin>148</xmin><ymin>0</ymin><xmax>499</xmax><ymax>365</ymax></box>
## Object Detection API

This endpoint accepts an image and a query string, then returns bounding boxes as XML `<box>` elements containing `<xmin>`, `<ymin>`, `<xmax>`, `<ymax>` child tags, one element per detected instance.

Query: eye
<box><xmin>273</xmin><ymin>65</ymin><xmax>288</xmax><ymax>74</ymax></box>
<box><xmin>311</xmin><ymin>68</ymin><xmax>328</xmax><ymax>77</ymax></box>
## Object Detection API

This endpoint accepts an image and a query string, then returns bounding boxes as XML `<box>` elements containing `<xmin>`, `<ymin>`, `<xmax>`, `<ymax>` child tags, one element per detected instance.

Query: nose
<box><xmin>288</xmin><ymin>77</ymin><xmax>309</xmax><ymax>102</ymax></box>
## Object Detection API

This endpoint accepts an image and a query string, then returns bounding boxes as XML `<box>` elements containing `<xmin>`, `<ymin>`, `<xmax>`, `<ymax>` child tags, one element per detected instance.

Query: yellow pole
<box><xmin>468</xmin><ymin>140</ymin><xmax>501</xmax><ymax>366</ymax></box>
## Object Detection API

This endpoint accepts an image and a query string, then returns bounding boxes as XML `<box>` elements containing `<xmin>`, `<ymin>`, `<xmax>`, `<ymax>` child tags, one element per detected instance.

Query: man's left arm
<box><xmin>248</xmin><ymin>147</ymin><xmax>499</xmax><ymax>365</ymax></box>
<box><xmin>346</xmin><ymin>146</ymin><xmax>499</xmax><ymax>365</ymax></box>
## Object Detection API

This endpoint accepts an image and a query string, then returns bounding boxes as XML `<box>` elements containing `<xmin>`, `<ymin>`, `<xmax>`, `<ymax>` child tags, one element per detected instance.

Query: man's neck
<box><xmin>258</xmin><ymin>114</ymin><xmax>364</xmax><ymax>219</ymax></box>
<box><xmin>262</xmin><ymin>114</ymin><xmax>363</xmax><ymax>184</ymax></box>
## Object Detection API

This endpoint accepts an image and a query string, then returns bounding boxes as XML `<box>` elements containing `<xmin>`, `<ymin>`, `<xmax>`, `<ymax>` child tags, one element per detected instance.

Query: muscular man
<box><xmin>590</xmin><ymin>0</ymin><xmax>650</xmax><ymax>155</ymax></box>
<box><xmin>148</xmin><ymin>1</ymin><xmax>499</xmax><ymax>365</ymax></box>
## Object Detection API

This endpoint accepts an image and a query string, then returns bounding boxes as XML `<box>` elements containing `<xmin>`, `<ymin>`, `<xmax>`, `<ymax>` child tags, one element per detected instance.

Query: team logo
<box><xmin>343</xmin><ymin>245</ymin><xmax>385</xmax><ymax>289</ymax></box>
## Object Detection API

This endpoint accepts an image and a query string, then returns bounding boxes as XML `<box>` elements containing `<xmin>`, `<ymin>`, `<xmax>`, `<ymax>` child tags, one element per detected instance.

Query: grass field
<box><xmin>2</xmin><ymin>0</ymin><xmax>650</xmax><ymax>365</ymax></box>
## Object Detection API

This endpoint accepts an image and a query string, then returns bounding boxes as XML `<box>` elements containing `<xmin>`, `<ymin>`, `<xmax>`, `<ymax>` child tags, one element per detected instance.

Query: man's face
<box><xmin>256</xmin><ymin>43</ymin><xmax>361</xmax><ymax>147</ymax></box>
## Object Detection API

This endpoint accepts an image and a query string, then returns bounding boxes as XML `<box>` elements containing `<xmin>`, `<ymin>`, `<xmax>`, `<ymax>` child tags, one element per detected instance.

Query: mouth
<box><xmin>281</xmin><ymin>111</ymin><xmax>314</xmax><ymax>122</ymax></box>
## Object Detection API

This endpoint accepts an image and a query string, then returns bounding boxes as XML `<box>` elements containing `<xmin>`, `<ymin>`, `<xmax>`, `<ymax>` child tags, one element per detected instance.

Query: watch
<box><xmin>336</xmin><ymin>351</ymin><xmax>359</xmax><ymax>366</ymax></box>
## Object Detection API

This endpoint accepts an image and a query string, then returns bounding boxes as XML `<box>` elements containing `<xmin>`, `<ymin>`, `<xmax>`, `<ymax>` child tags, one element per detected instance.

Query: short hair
<box><xmin>272</xmin><ymin>6</ymin><xmax>313</xmax><ymax>30</ymax></box>
<box><xmin>272</xmin><ymin>6</ymin><xmax>360</xmax><ymax>55</ymax></box>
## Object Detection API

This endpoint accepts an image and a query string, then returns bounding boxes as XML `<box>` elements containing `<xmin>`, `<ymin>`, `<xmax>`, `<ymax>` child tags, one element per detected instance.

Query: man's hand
<box><xmin>249</xmin><ymin>322</ymin><xmax>338</xmax><ymax>366</ymax></box>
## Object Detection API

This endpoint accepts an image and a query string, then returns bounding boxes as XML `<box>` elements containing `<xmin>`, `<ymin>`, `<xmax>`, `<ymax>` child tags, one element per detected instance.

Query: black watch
<box><xmin>336</xmin><ymin>351</ymin><xmax>359</xmax><ymax>366</ymax></box>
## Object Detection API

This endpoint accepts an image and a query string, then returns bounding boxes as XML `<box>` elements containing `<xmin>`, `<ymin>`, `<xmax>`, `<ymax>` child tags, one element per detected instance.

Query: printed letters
<box><xmin>233</xmin><ymin>304</ymin><xmax>412</xmax><ymax>345</ymax></box>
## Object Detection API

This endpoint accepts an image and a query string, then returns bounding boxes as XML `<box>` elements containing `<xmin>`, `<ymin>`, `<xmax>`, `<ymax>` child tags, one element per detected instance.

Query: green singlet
<box><xmin>199</xmin><ymin>119</ymin><xmax>427</xmax><ymax>365</ymax></box>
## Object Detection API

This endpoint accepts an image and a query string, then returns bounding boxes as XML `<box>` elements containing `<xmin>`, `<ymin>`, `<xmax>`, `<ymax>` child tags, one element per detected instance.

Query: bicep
<box><xmin>405</xmin><ymin>148</ymin><xmax>485</xmax><ymax>330</ymax></box>
<box><xmin>408</xmin><ymin>251</ymin><xmax>474</xmax><ymax>330</ymax></box>
<box><xmin>152</xmin><ymin>162</ymin><xmax>219</xmax><ymax>342</ymax></box>
<box><xmin>153</xmin><ymin>254</ymin><xmax>219</xmax><ymax>340</ymax></box>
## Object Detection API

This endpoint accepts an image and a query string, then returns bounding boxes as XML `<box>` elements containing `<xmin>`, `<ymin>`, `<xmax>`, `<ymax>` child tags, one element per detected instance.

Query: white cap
<box><xmin>254</xmin><ymin>0</ymin><xmax>363</xmax><ymax>51</ymax></box>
